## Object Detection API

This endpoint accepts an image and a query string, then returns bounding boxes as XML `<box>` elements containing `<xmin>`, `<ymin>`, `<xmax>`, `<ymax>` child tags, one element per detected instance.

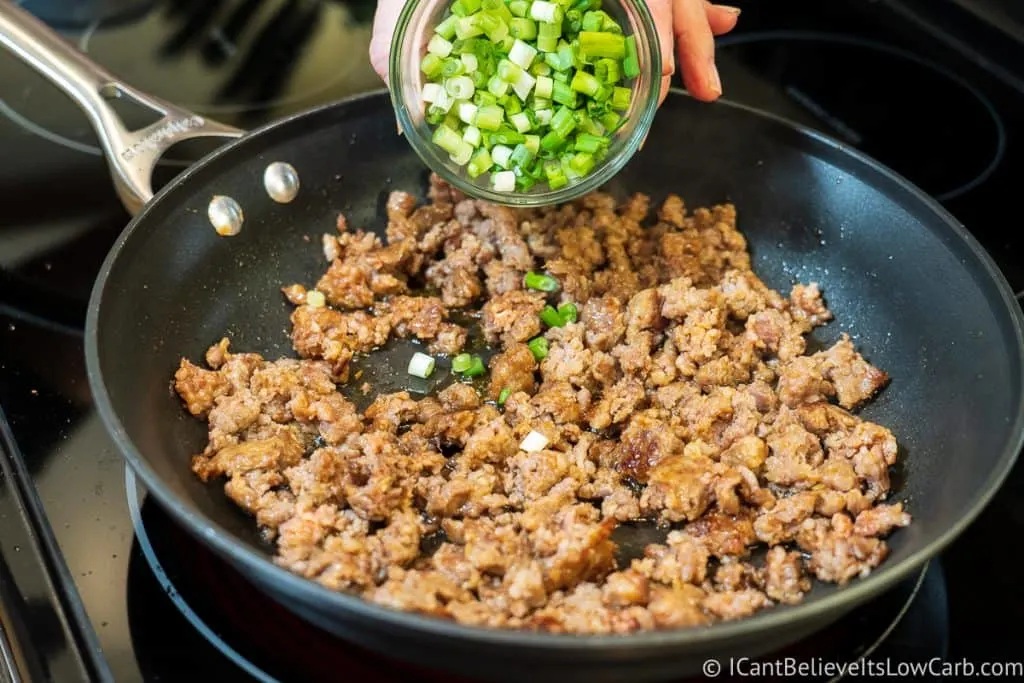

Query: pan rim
<box><xmin>85</xmin><ymin>87</ymin><xmax>1024</xmax><ymax>651</ymax></box>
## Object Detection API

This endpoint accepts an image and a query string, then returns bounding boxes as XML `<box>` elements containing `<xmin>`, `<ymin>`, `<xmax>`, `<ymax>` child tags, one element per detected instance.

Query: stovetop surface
<box><xmin>1</xmin><ymin>0</ymin><xmax>1023</xmax><ymax>681</ymax></box>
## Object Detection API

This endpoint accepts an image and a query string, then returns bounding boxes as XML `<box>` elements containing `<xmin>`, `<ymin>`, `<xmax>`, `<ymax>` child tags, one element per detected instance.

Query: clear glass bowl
<box><xmin>388</xmin><ymin>0</ymin><xmax>662</xmax><ymax>206</ymax></box>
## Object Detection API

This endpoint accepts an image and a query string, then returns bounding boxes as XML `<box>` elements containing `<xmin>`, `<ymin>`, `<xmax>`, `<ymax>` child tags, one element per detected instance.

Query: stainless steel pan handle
<box><xmin>0</xmin><ymin>0</ymin><xmax>244</xmax><ymax>216</ymax></box>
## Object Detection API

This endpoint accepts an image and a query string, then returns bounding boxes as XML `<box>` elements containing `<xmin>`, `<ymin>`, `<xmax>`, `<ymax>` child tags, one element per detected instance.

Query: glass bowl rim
<box><xmin>387</xmin><ymin>0</ymin><xmax>663</xmax><ymax>207</ymax></box>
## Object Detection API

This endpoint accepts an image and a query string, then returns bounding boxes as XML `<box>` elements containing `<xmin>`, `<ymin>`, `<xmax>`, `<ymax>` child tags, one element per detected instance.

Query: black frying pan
<box><xmin>3</xmin><ymin>3</ymin><xmax>1023</xmax><ymax>682</ymax></box>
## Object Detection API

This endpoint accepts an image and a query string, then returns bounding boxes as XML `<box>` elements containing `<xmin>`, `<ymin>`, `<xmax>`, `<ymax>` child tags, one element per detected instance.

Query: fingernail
<box><xmin>708</xmin><ymin>63</ymin><xmax>722</xmax><ymax>96</ymax></box>
<box><xmin>639</xmin><ymin>130</ymin><xmax>649</xmax><ymax>151</ymax></box>
<box><xmin>718</xmin><ymin>4</ymin><xmax>742</xmax><ymax>14</ymax></box>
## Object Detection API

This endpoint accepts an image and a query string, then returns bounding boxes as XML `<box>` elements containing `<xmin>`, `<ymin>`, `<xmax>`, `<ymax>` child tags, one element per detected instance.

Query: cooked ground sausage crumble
<box><xmin>174</xmin><ymin>174</ymin><xmax>909</xmax><ymax>633</ymax></box>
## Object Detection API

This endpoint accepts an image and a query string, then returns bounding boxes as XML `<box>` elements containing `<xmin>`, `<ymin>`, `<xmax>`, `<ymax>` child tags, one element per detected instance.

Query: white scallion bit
<box><xmin>462</xmin><ymin>125</ymin><xmax>482</xmax><ymax>147</ymax></box>
<box><xmin>305</xmin><ymin>290</ymin><xmax>326</xmax><ymax>308</ymax></box>
<box><xmin>422</xmin><ymin>83</ymin><xmax>446</xmax><ymax>104</ymax></box>
<box><xmin>491</xmin><ymin>145</ymin><xmax>513</xmax><ymax>169</ymax></box>
<box><xmin>407</xmin><ymin>352</ymin><xmax>436</xmax><ymax>379</ymax></box>
<box><xmin>427</xmin><ymin>34</ymin><xmax>453</xmax><ymax>57</ymax></box>
<box><xmin>512</xmin><ymin>70</ymin><xmax>536</xmax><ymax>101</ymax></box>
<box><xmin>458</xmin><ymin>102</ymin><xmax>479</xmax><ymax>125</ymax></box>
<box><xmin>208</xmin><ymin>195</ymin><xmax>243</xmax><ymax>236</ymax></box>
<box><xmin>263</xmin><ymin>162</ymin><xmax>300</xmax><ymax>204</ymax></box>
<box><xmin>519</xmin><ymin>430</ymin><xmax>549</xmax><ymax>452</ymax></box>
<box><xmin>492</xmin><ymin>170</ymin><xmax>516</xmax><ymax>192</ymax></box>
<box><xmin>509</xmin><ymin>39</ymin><xmax>538</xmax><ymax>70</ymax></box>
<box><xmin>530</xmin><ymin>1</ymin><xmax>558</xmax><ymax>23</ymax></box>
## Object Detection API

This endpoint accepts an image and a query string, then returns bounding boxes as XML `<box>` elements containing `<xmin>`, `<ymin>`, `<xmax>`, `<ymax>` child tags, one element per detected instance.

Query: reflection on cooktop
<box><xmin>0</xmin><ymin>0</ymin><xmax>379</xmax><ymax>155</ymax></box>
<box><xmin>716</xmin><ymin>31</ymin><xmax>1006</xmax><ymax>201</ymax></box>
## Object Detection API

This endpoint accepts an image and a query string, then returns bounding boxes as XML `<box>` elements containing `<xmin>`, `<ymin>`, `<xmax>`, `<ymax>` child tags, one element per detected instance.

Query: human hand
<box><xmin>649</xmin><ymin>1</ymin><xmax>740</xmax><ymax>103</ymax></box>
<box><xmin>369</xmin><ymin>0</ymin><xmax>739</xmax><ymax>104</ymax></box>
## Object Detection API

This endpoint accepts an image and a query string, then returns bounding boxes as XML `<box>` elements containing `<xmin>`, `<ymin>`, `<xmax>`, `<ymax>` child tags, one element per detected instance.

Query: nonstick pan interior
<box><xmin>85</xmin><ymin>90</ymin><xmax>1024</xmax><ymax>681</ymax></box>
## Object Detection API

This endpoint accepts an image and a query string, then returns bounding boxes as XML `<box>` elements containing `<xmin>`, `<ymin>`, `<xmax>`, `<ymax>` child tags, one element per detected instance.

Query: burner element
<box><xmin>126</xmin><ymin>468</ymin><xmax>948</xmax><ymax>683</ymax></box>
<box><xmin>716</xmin><ymin>31</ymin><xmax>1006</xmax><ymax>201</ymax></box>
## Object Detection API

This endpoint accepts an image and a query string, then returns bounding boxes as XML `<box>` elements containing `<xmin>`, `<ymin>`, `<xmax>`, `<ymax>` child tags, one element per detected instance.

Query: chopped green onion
<box><xmin>436</xmin><ymin>15</ymin><xmax>459</xmax><ymax>40</ymax></box>
<box><xmin>433</xmin><ymin>124</ymin><xmax>465</xmax><ymax>156</ymax></box>
<box><xmin>498</xmin><ymin>388</ymin><xmax>512</xmax><ymax>406</ymax></box>
<box><xmin>475</xmin><ymin>104</ymin><xmax>504</xmax><ymax>130</ymax></box>
<box><xmin>551</xmin><ymin>79</ymin><xmax>577</xmax><ymax>107</ymax></box>
<box><xmin>461</xmin><ymin>53</ymin><xmax>479</xmax><ymax>72</ymax></box>
<box><xmin>578</xmin><ymin>31</ymin><xmax>625</xmax><ymax>59</ymax></box>
<box><xmin>535</xmin><ymin>75</ymin><xmax>554</xmax><ymax>99</ymax></box>
<box><xmin>569</xmin><ymin>151</ymin><xmax>595</xmax><ymax>175</ymax></box>
<box><xmin>455</xmin><ymin>15</ymin><xmax>484</xmax><ymax>39</ymax></box>
<box><xmin>510</xmin><ymin>143</ymin><xmax>535</xmax><ymax>167</ymax></box>
<box><xmin>446</xmin><ymin>75</ymin><xmax>476</xmax><ymax>99</ymax></box>
<box><xmin>498</xmin><ymin>58</ymin><xmax>523</xmax><ymax>83</ymax></box>
<box><xmin>544</xmin><ymin>159</ymin><xmax>568</xmax><ymax>188</ymax></box>
<box><xmin>487</xmin><ymin>73</ymin><xmax>510</xmax><ymax>96</ymax></box>
<box><xmin>467</xmin><ymin>148</ymin><xmax>492</xmax><ymax>177</ymax></box>
<box><xmin>536</xmin><ymin>21</ymin><xmax>561</xmax><ymax>52</ymax></box>
<box><xmin>449</xmin><ymin>139</ymin><xmax>474</xmax><ymax>165</ymax></box>
<box><xmin>428</xmin><ymin>34</ymin><xmax>455</xmax><ymax>57</ymax></box>
<box><xmin>492</xmin><ymin>169</ymin><xmax>516</xmax><ymax>191</ymax></box>
<box><xmin>491</xmin><ymin>127</ymin><xmax>526</xmax><ymax>145</ymax></box>
<box><xmin>550</xmin><ymin>106</ymin><xmax>577</xmax><ymax>138</ymax></box>
<box><xmin>573</xmin><ymin>132</ymin><xmax>607</xmax><ymax>153</ymax></box>
<box><xmin>540</xmin><ymin>304</ymin><xmax>565</xmax><ymax>327</ymax></box>
<box><xmin>529</xmin><ymin>0</ymin><xmax>561</xmax><ymax>23</ymax></box>
<box><xmin>419</xmin><ymin>0</ymin><xmax>642</xmax><ymax>193</ymax></box>
<box><xmin>508</xmin><ymin>39</ymin><xmax>538</xmax><ymax>69</ymax></box>
<box><xmin>510</xmin><ymin>111</ymin><xmax>532</xmax><ymax>133</ymax></box>
<box><xmin>452</xmin><ymin>353</ymin><xmax>472</xmax><ymax>373</ymax></box>
<box><xmin>491</xmin><ymin>144</ymin><xmax>514</xmax><ymax>168</ymax></box>
<box><xmin>611</xmin><ymin>85</ymin><xmax>630</xmax><ymax>111</ymax></box>
<box><xmin>504</xmin><ymin>95</ymin><xmax>523</xmax><ymax>115</ymax></box>
<box><xmin>557</xmin><ymin>302</ymin><xmax>578</xmax><ymax>323</ymax></box>
<box><xmin>623</xmin><ymin>35</ymin><xmax>639</xmax><ymax>78</ymax></box>
<box><xmin>464</xmin><ymin>355</ymin><xmax>487</xmax><ymax>376</ymax></box>
<box><xmin>422</xmin><ymin>53</ymin><xmax>445</xmax><ymax>79</ymax></box>
<box><xmin>570</xmin><ymin>70</ymin><xmax>601</xmax><ymax>97</ymax></box>
<box><xmin>524</xmin><ymin>271</ymin><xmax>559</xmax><ymax>292</ymax></box>
<box><xmin>458</xmin><ymin>102</ymin><xmax>479</xmax><ymax>126</ymax></box>
<box><xmin>527</xmin><ymin>336</ymin><xmax>550</xmax><ymax>360</ymax></box>
<box><xmin>595</xmin><ymin>58</ymin><xmax>620</xmax><ymax>84</ymax></box>
<box><xmin>524</xmin><ymin>134</ymin><xmax>541</xmax><ymax>154</ymax></box>
<box><xmin>408</xmin><ymin>352</ymin><xmax>437</xmax><ymax>379</ymax></box>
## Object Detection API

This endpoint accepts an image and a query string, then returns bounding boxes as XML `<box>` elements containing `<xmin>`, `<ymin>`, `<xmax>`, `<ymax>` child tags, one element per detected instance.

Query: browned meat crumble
<box><xmin>173</xmin><ymin>173</ymin><xmax>909</xmax><ymax>634</ymax></box>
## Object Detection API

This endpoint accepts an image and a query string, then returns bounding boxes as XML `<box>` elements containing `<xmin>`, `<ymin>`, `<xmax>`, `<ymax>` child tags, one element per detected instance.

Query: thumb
<box><xmin>369</xmin><ymin>0</ymin><xmax>406</xmax><ymax>84</ymax></box>
<box><xmin>647</xmin><ymin>0</ymin><xmax>676</xmax><ymax>106</ymax></box>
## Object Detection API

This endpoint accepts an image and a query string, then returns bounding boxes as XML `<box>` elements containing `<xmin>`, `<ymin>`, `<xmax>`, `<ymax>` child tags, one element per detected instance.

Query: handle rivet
<box><xmin>208</xmin><ymin>195</ymin><xmax>243</xmax><ymax>236</ymax></box>
<box><xmin>263</xmin><ymin>162</ymin><xmax>300</xmax><ymax>204</ymax></box>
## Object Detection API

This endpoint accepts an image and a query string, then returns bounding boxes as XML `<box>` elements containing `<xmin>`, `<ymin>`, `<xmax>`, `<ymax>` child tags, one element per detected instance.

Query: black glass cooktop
<box><xmin>1</xmin><ymin>0</ymin><xmax>1022</xmax><ymax>681</ymax></box>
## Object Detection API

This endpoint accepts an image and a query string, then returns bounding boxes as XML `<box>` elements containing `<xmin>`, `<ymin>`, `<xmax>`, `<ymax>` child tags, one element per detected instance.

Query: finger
<box><xmin>369</xmin><ymin>0</ymin><xmax>405</xmax><ymax>84</ymax></box>
<box><xmin>674</xmin><ymin>0</ymin><xmax>721</xmax><ymax>101</ymax></box>
<box><xmin>648</xmin><ymin>0</ymin><xmax>675</xmax><ymax>106</ymax></box>
<box><xmin>706</xmin><ymin>3</ymin><xmax>741</xmax><ymax>35</ymax></box>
